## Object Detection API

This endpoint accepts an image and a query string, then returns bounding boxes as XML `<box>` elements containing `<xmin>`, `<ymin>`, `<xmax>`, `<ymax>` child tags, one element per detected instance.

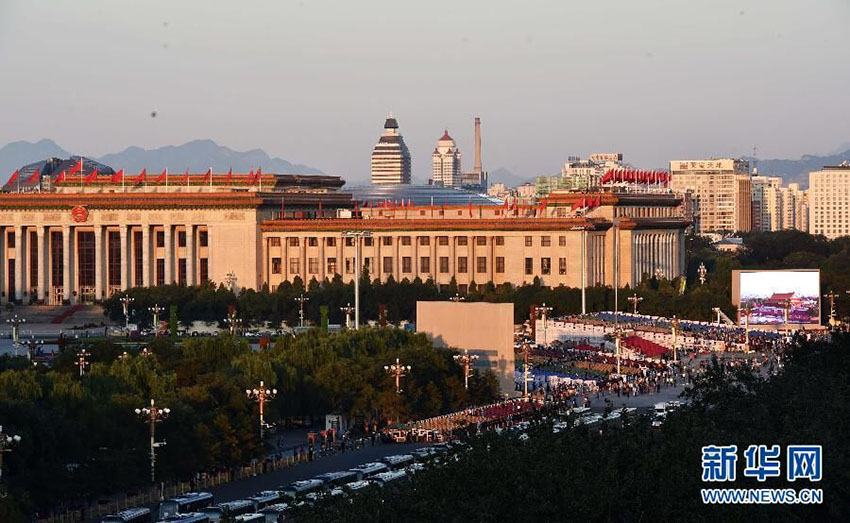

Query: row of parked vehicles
<box><xmin>102</xmin><ymin>446</ymin><xmax>453</xmax><ymax>523</ymax></box>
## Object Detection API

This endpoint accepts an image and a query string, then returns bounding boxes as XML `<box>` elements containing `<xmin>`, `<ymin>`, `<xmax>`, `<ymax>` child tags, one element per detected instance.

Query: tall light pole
<box><xmin>76</xmin><ymin>349</ymin><xmax>91</xmax><ymax>377</ymax></box>
<box><xmin>148</xmin><ymin>304</ymin><xmax>164</xmax><ymax>335</ymax></box>
<box><xmin>740</xmin><ymin>304</ymin><xmax>753</xmax><ymax>348</ymax></box>
<box><xmin>782</xmin><ymin>297</ymin><xmax>792</xmax><ymax>333</ymax></box>
<box><xmin>134</xmin><ymin>399</ymin><xmax>170</xmax><ymax>485</ymax></box>
<box><xmin>534</xmin><ymin>303</ymin><xmax>553</xmax><ymax>346</ymax></box>
<box><xmin>0</xmin><ymin>425</ymin><xmax>22</xmax><ymax>480</ymax></box>
<box><xmin>628</xmin><ymin>293</ymin><xmax>643</xmax><ymax>315</ymax></box>
<box><xmin>670</xmin><ymin>315</ymin><xmax>680</xmax><ymax>363</ymax></box>
<box><xmin>295</xmin><ymin>293</ymin><xmax>309</xmax><ymax>328</ymax></box>
<box><xmin>225</xmin><ymin>308</ymin><xmax>242</xmax><ymax>336</ymax></box>
<box><xmin>246</xmin><ymin>380</ymin><xmax>277</xmax><ymax>442</ymax></box>
<box><xmin>824</xmin><ymin>291</ymin><xmax>839</xmax><ymax>326</ymax></box>
<box><xmin>384</xmin><ymin>358</ymin><xmax>411</xmax><ymax>394</ymax></box>
<box><xmin>120</xmin><ymin>295</ymin><xmax>134</xmax><ymax>333</ymax></box>
<box><xmin>7</xmin><ymin>315</ymin><xmax>25</xmax><ymax>357</ymax></box>
<box><xmin>519</xmin><ymin>343</ymin><xmax>534</xmax><ymax>398</ymax></box>
<box><xmin>697</xmin><ymin>262</ymin><xmax>707</xmax><ymax>285</ymax></box>
<box><xmin>340</xmin><ymin>303</ymin><xmax>355</xmax><ymax>329</ymax></box>
<box><xmin>453</xmin><ymin>349</ymin><xmax>479</xmax><ymax>390</ymax></box>
<box><xmin>614</xmin><ymin>328</ymin><xmax>629</xmax><ymax>376</ymax></box>
<box><xmin>342</xmin><ymin>230</ymin><xmax>372</xmax><ymax>330</ymax></box>
<box><xmin>24</xmin><ymin>337</ymin><xmax>43</xmax><ymax>362</ymax></box>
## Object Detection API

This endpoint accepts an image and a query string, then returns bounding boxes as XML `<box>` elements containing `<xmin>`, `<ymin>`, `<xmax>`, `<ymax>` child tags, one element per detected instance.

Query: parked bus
<box><xmin>201</xmin><ymin>500</ymin><xmax>254</xmax><ymax>522</ymax></box>
<box><xmin>258</xmin><ymin>504</ymin><xmax>291</xmax><ymax>523</ymax></box>
<box><xmin>279</xmin><ymin>479</ymin><xmax>324</xmax><ymax>500</ymax></box>
<box><xmin>246</xmin><ymin>491</ymin><xmax>281</xmax><ymax>511</ymax></box>
<box><xmin>156</xmin><ymin>514</ymin><xmax>210</xmax><ymax>523</ymax></box>
<box><xmin>372</xmin><ymin>470</ymin><xmax>407</xmax><ymax>487</ymax></box>
<box><xmin>233</xmin><ymin>514</ymin><xmax>265</xmax><ymax>522</ymax></box>
<box><xmin>159</xmin><ymin>493</ymin><xmax>215</xmax><ymax>519</ymax></box>
<box><xmin>348</xmin><ymin>462</ymin><xmax>389</xmax><ymax>481</ymax></box>
<box><xmin>381</xmin><ymin>454</ymin><xmax>414</xmax><ymax>470</ymax></box>
<box><xmin>102</xmin><ymin>508</ymin><xmax>152</xmax><ymax>523</ymax></box>
<box><xmin>313</xmin><ymin>470</ymin><xmax>359</xmax><ymax>487</ymax></box>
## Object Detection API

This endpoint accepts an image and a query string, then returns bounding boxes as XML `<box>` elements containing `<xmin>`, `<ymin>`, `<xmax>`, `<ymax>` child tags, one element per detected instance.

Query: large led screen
<box><xmin>736</xmin><ymin>270</ymin><xmax>821</xmax><ymax>325</ymax></box>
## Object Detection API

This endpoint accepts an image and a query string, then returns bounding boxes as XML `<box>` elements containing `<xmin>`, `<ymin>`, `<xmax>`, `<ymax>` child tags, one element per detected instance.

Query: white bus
<box><xmin>246</xmin><ymin>491</ymin><xmax>282</xmax><ymax>511</ymax></box>
<box><xmin>156</xmin><ymin>514</ymin><xmax>210</xmax><ymax>523</ymax></box>
<box><xmin>201</xmin><ymin>500</ymin><xmax>254</xmax><ymax>522</ymax></box>
<box><xmin>348</xmin><ymin>462</ymin><xmax>389</xmax><ymax>481</ymax></box>
<box><xmin>381</xmin><ymin>454</ymin><xmax>414</xmax><ymax>470</ymax></box>
<box><xmin>258</xmin><ymin>504</ymin><xmax>291</xmax><ymax>523</ymax></box>
<box><xmin>158</xmin><ymin>493</ymin><xmax>214</xmax><ymax>519</ymax></box>
<box><xmin>280</xmin><ymin>479</ymin><xmax>325</xmax><ymax>500</ymax></box>
<box><xmin>102</xmin><ymin>508</ymin><xmax>151</xmax><ymax>523</ymax></box>
<box><xmin>313</xmin><ymin>470</ymin><xmax>359</xmax><ymax>487</ymax></box>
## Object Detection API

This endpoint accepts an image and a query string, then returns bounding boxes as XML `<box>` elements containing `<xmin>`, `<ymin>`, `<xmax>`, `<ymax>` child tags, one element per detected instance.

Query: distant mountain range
<box><xmin>746</xmin><ymin>148</ymin><xmax>850</xmax><ymax>187</ymax></box>
<box><xmin>0</xmin><ymin>139</ymin><xmax>322</xmax><ymax>179</ymax></box>
<box><xmin>488</xmin><ymin>167</ymin><xmax>532</xmax><ymax>188</ymax></box>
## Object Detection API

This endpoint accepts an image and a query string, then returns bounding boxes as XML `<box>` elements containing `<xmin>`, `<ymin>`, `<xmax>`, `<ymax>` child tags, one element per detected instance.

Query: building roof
<box><xmin>439</xmin><ymin>130</ymin><xmax>453</xmax><ymax>141</ymax></box>
<box><xmin>384</xmin><ymin>117</ymin><xmax>399</xmax><ymax>129</ymax></box>
<box><xmin>347</xmin><ymin>184</ymin><xmax>501</xmax><ymax>206</ymax></box>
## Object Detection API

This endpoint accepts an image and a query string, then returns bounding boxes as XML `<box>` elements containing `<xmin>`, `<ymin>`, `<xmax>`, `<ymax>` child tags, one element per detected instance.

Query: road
<box><xmin>208</xmin><ymin>440</ymin><xmax>428</xmax><ymax>502</ymax></box>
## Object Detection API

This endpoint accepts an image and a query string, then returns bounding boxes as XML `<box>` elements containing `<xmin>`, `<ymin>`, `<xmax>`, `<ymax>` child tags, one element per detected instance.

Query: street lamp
<box><xmin>0</xmin><ymin>425</ymin><xmax>22</xmax><ymax>480</ymax></box>
<box><xmin>740</xmin><ymin>304</ymin><xmax>753</xmax><ymax>348</ymax></box>
<box><xmin>670</xmin><ymin>315</ymin><xmax>680</xmax><ymax>363</ymax></box>
<box><xmin>134</xmin><ymin>399</ymin><xmax>170</xmax><ymax>485</ymax></box>
<box><xmin>453</xmin><ymin>349</ymin><xmax>479</xmax><ymax>390</ymax></box>
<box><xmin>628</xmin><ymin>293</ymin><xmax>643</xmax><ymax>315</ymax></box>
<box><xmin>6</xmin><ymin>315</ymin><xmax>25</xmax><ymax>357</ymax></box>
<box><xmin>120</xmin><ymin>295</ymin><xmax>135</xmax><ymax>333</ymax></box>
<box><xmin>245</xmin><ymin>380</ymin><xmax>277</xmax><ymax>442</ymax></box>
<box><xmin>24</xmin><ymin>337</ymin><xmax>43</xmax><ymax>362</ymax></box>
<box><xmin>340</xmin><ymin>303</ymin><xmax>355</xmax><ymax>329</ymax></box>
<box><xmin>384</xmin><ymin>358</ymin><xmax>411</xmax><ymax>394</ymax></box>
<box><xmin>76</xmin><ymin>349</ymin><xmax>91</xmax><ymax>377</ymax></box>
<box><xmin>148</xmin><ymin>304</ymin><xmax>164</xmax><ymax>335</ymax></box>
<box><xmin>450</xmin><ymin>292</ymin><xmax>465</xmax><ymax>303</ymax></box>
<box><xmin>139</xmin><ymin>348</ymin><xmax>152</xmax><ymax>358</ymax></box>
<box><xmin>534</xmin><ymin>303</ymin><xmax>553</xmax><ymax>346</ymax></box>
<box><xmin>225</xmin><ymin>309</ymin><xmax>242</xmax><ymax>336</ymax></box>
<box><xmin>519</xmin><ymin>343</ymin><xmax>534</xmax><ymax>398</ymax></box>
<box><xmin>118</xmin><ymin>351</ymin><xmax>130</xmax><ymax>361</ymax></box>
<box><xmin>781</xmin><ymin>297</ymin><xmax>792</xmax><ymax>334</ymax></box>
<box><xmin>697</xmin><ymin>262</ymin><xmax>707</xmax><ymax>285</ymax></box>
<box><xmin>824</xmin><ymin>291</ymin><xmax>839</xmax><ymax>327</ymax></box>
<box><xmin>295</xmin><ymin>293</ymin><xmax>309</xmax><ymax>328</ymax></box>
<box><xmin>342</xmin><ymin>230</ymin><xmax>372</xmax><ymax>330</ymax></box>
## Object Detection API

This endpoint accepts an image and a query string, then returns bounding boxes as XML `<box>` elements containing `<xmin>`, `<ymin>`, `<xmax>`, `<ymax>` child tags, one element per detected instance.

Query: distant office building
<box><xmin>431</xmin><ymin>130</ymin><xmax>462</xmax><ymax>187</ymax></box>
<box><xmin>669</xmin><ymin>158</ymin><xmax>752</xmax><ymax>234</ymax></box>
<box><xmin>487</xmin><ymin>182</ymin><xmax>512</xmax><ymax>200</ymax></box>
<box><xmin>809</xmin><ymin>162</ymin><xmax>850</xmax><ymax>238</ymax></box>
<box><xmin>460</xmin><ymin>117</ymin><xmax>488</xmax><ymax>192</ymax></box>
<box><xmin>535</xmin><ymin>153</ymin><xmax>624</xmax><ymax>197</ymax></box>
<box><xmin>371</xmin><ymin>114</ymin><xmax>412</xmax><ymax>185</ymax></box>
<box><xmin>751</xmin><ymin>174</ymin><xmax>782</xmax><ymax>231</ymax></box>
<box><xmin>515</xmin><ymin>182</ymin><xmax>536</xmax><ymax>202</ymax></box>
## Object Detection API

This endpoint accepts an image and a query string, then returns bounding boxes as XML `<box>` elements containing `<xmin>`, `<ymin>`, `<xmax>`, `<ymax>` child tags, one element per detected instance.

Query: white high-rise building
<box><xmin>669</xmin><ymin>158</ymin><xmax>752</xmax><ymax>234</ymax></box>
<box><xmin>809</xmin><ymin>163</ymin><xmax>850</xmax><ymax>238</ymax></box>
<box><xmin>371</xmin><ymin>114</ymin><xmax>412</xmax><ymax>185</ymax></box>
<box><xmin>431</xmin><ymin>130</ymin><xmax>462</xmax><ymax>187</ymax></box>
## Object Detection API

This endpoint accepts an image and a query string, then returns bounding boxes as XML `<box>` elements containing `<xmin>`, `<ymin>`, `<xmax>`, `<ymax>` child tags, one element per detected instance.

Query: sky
<box><xmin>1</xmin><ymin>0</ymin><xmax>849</xmax><ymax>184</ymax></box>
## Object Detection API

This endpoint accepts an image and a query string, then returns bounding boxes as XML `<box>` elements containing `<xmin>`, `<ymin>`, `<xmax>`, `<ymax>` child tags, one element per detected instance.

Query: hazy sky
<box><xmin>1</xmin><ymin>0</ymin><xmax>849</xmax><ymax>184</ymax></box>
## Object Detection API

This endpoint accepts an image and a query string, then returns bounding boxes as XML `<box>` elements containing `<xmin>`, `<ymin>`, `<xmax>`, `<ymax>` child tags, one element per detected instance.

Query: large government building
<box><xmin>1</xmin><ymin>157</ymin><xmax>689</xmax><ymax>304</ymax></box>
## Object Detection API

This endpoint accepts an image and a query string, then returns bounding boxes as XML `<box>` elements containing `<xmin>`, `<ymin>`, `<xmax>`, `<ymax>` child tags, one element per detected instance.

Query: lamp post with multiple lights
<box><xmin>342</xmin><ymin>230</ymin><xmax>372</xmax><ymax>330</ymax></box>
<box><xmin>340</xmin><ymin>303</ymin><xmax>355</xmax><ymax>329</ymax></box>
<box><xmin>24</xmin><ymin>337</ymin><xmax>43</xmax><ymax>362</ymax></box>
<box><xmin>134</xmin><ymin>399</ymin><xmax>170</xmax><ymax>485</ymax></box>
<box><xmin>0</xmin><ymin>425</ymin><xmax>22</xmax><ymax>480</ymax></box>
<box><xmin>628</xmin><ymin>293</ymin><xmax>643</xmax><ymax>315</ymax></box>
<box><xmin>148</xmin><ymin>304</ymin><xmax>164</xmax><ymax>335</ymax></box>
<box><xmin>225</xmin><ymin>309</ymin><xmax>242</xmax><ymax>337</ymax></box>
<box><xmin>120</xmin><ymin>295</ymin><xmax>134</xmax><ymax>332</ymax></box>
<box><xmin>698</xmin><ymin>262</ymin><xmax>707</xmax><ymax>285</ymax></box>
<box><xmin>384</xmin><ymin>358</ymin><xmax>411</xmax><ymax>394</ymax></box>
<box><xmin>453</xmin><ymin>349</ymin><xmax>479</xmax><ymax>390</ymax></box>
<box><xmin>246</xmin><ymin>381</ymin><xmax>277</xmax><ymax>441</ymax></box>
<box><xmin>76</xmin><ymin>349</ymin><xmax>91</xmax><ymax>377</ymax></box>
<box><xmin>6</xmin><ymin>315</ymin><xmax>25</xmax><ymax>357</ymax></box>
<box><xmin>534</xmin><ymin>303</ymin><xmax>553</xmax><ymax>346</ymax></box>
<box><xmin>295</xmin><ymin>294</ymin><xmax>309</xmax><ymax>328</ymax></box>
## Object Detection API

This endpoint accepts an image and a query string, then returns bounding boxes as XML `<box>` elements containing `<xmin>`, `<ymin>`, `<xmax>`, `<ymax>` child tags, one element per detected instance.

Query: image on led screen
<box><xmin>738</xmin><ymin>270</ymin><xmax>820</xmax><ymax>325</ymax></box>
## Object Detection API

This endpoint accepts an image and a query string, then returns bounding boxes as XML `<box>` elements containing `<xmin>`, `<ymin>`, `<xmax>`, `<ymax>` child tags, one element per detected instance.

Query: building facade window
<box><xmin>289</xmin><ymin>258</ymin><xmax>300</xmax><ymax>274</ymax></box>
<box><xmin>383</xmin><ymin>257</ymin><xmax>393</xmax><ymax>273</ymax></box>
<box><xmin>541</xmin><ymin>257</ymin><xmax>551</xmax><ymax>275</ymax></box>
<box><xmin>559</xmin><ymin>257</ymin><xmax>567</xmax><ymax>275</ymax></box>
<box><xmin>496</xmin><ymin>257</ymin><xmax>505</xmax><ymax>273</ymax></box>
<box><xmin>476</xmin><ymin>256</ymin><xmax>487</xmax><ymax>273</ymax></box>
<box><xmin>495</xmin><ymin>236</ymin><xmax>504</xmax><ymax>246</ymax></box>
<box><xmin>270</xmin><ymin>237</ymin><xmax>281</xmax><ymax>247</ymax></box>
<box><xmin>524</xmin><ymin>257</ymin><xmax>533</xmax><ymax>275</ymax></box>
<box><xmin>156</xmin><ymin>259</ymin><xmax>165</xmax><ymax>286</ymax></box>
<box><xmin>401</xmin><ymin>236</ymin><xmax>411</xmax><ymax>246</ymax></box>
<box><xmin>382</xmin><ymin>236</ymin><xmax>392</xmax><ymax>246</ymax></box>
<box><xmin>308</xmin><ymin>257</ymin><xmax>319</xmax><ymax>274</ymax></box>
<box><xmin>439</xmin><ymin>256</ymin><xmax>449</xmax><ymax>273</ymax></box>
<box><xmin>420</xmin><ymin>257</ymin><xmax>430</xmax><ymax>273</ymax></box>
<box><xmin>458</xmin><ymin>257</ymin><xmax>468</xmax><ymax>273</ymax></box>
<box><xmin>133</xmin><ymin>231</ymin><xmax>143</xmax><ymax>286</ymax></box>
<box><xmin>345</xmin><ymin>257</ymin><xmax>354</xmax><ymax>273</ymax></box>
<box><xmin>199</xmin><ymin>230</ymin><xmax>209</xmax><ymax>247</ymax></box>
<box><xmin>178</xmin><ymin>259</ymin><xmax>187</xmax><ymax>285</ymax></box>
<box><xmin>326</xmin><ymin>237</ymin><xmax>336</xmax><ymax>247</ymax></box>
<box><xmin>401</xmin><ymin>257</ymin><xmax>411</xmax><ymax>273</ymax></box>
<box><xmin>289</xmin><ymin>237</ymin><xmax>300</xmax><ymax>247</ymax></box>
<box><xmin>107</xmin><ymin>231</ymin><xmax>121</xmax><ymax>286</ymax></box>
<box><xmin>559</xmin><ymin>236</ymin><xmax>566</xmax><ymax>247</ymax></box>
<box><xmin>308</xmin><ymin>237</ymin><xmax>318</xmax><ymax>247</ymax></box>
<box><xmin>327</xmin><ymin>257</ymin><xmax>337</xmax><ymax>274</ymax></box>
<box><xmin>476</xmin><ymin>236</ymin><xmax>487</xmax><ymax>246</ymax></box>
<box><xmin>51</xmin><ymin>231</ymin><xmax>63</xmax><ymax>287</ymax></box>
<box><xmin>272</xmin><ymin>257</ymin><xmax>282</xmax><ymax>274</ymax></box>
<box><xmin>364</xmin><ymin>237</ymin><xmax>374</xmax><ymax>247</ymax></box>
<box><xmin>199</xmin><ymin>258</ymin><xmax>209</xmax><ymax>283</ymax></box>
<box><xmin>178</xmin><ymin>231</ymin><xmax>187</xmax><ymax>248</ymax></box>
<box><xmin>525</xmin><ymin>236</ymin><xmax>533</xmax><ymax>247</ymax></box>
<box><xmin>419</xmin><ymin>236</ymin><xmax>430</xmax><ymax>246</ymax></box>
<box><xmin>541</xmin><ymin>236</ymin><xmax>551</xmax><ymax>247</ymax></box>
<box><xmin>438</xmin><ymin>236</ymin><xmax>448</xmax><ymax>246</ymax></box>
<box><xmin>156</xmin><ymin>231</ymin><xmax>165</xmax><ymax>248</ymax></box>
<box><xmin>457</xmin><ymin>237</ymin><xmax>468</xmax><ymax>246</ymax></box>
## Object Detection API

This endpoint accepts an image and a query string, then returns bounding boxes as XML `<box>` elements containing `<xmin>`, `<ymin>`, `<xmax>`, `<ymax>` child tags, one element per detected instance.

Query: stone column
<box><xmin>142</xmin><ymin>226</ymin><xmax>151</xmax><ymax>287</ymax></box>
<box><xmin>186</xmin><ymin>225</ymin><xmax>195</xmax><ymax>286</ymax></box>
<box><xmin>94</xmin><ymin>225</ymin><xmax>104</xmax><ymax>300</ymax></box>
<box><xmin>62</xmin><ymin>226</ymin><xmax>71</xmax><ymax>304</ymax></box>
<box><xmin>14</xmin><ymin>227</ymin><xmax>23</xmax><ymax>302</ymax></box>
<box><xmin>120</xmin><ymin>226</ymin><xmax>129</xmax><ymax>291</ymax></box>
<box><xmin>37</xmin><ymin>227</ymin><xmax>46</xmax><ymax>303</ymax></box>
<box><xmin>163</xmin><ymin>225</ymin><xmax>173</xmax><ymax>284</ymax></box>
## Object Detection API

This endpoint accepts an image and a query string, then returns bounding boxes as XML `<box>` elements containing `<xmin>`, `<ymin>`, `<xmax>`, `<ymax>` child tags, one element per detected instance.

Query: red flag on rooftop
<box><xmin>226</xmin><ymin>168</ymin><xmax>233</xmax><ymax>182</ymax></box>
<box><xmin>318</xmin><ymin>200</ymin><xmax>323</xmax><ymax>215</ymax></box>
<box><xmin>7</xmin><ymin>170</ymin><xmax>19</xmax><ymax>185</ymax></box>
<box><xmin>156</xmin><ymin>169</ymin><xmax>167</xmax><ymax>183</ymax></box>
<box><xmin>68</xmin><ymin>158</ymin><xmax>84</xmax><ymax>174</ymax></box>
<box><xmin>111</xmin><ymin>169</ymin><xmax>124</xmax><ymax>183</ymax></box>
<box><xmin>84</xmin><ymin>168</ymin><xmax>98</xmax><ymax>184</ymax></box>
<box><xmin>55</xmin><ymin>170</ymin><xmax>66</xmax><ymax>183</ymax></box>
<box><xmin>468</xmin><ymin>200</ymin><xmax>473</xmax><ymax>217</ymax></box>
<box><xmin>135</xmin><ymin>169</ymin><xmax>147</xmax><ymax>185</ymax></box>
<box><xmin>27</xmin><ymin>169</ymin><xmax>40</xmax><ymax>184</ymax></box>
<box><xmin>184</xmin><ymin>169</ymin><xmax>190</xmax><ymax>184</ymax></box>
<box><xmin>202</xmin><ymin>168</ymin><xmax>212</xmax><ymax>183</ymax></box>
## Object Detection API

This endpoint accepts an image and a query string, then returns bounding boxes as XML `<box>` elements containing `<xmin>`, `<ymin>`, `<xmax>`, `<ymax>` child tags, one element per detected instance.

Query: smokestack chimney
<box><xmin>473</xmin><ymin>117</ymin><xmax>482</xmax><ymax>173</ymax></box>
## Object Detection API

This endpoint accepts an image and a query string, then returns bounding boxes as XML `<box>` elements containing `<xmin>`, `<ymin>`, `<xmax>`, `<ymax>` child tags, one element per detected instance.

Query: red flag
<box><xmin>318</xmin><ymin>200</ymin><xmax>322</xmax><ymax>215</ymax></box>
<box><xmin>184</xmin><ymin>169</ymin><xmax>190</xmax><ymax>184</ymax></box>
<box><xmin>202</xmin><ymin>168</ymin><xmax>212</xmax><ymax>183</ymax></box>
<box><xmin>354</xmin><ymin>201</ymin><xmax>358</xmax><ymax>216</ymax></box>
<box><xmin>27</xmin><ymin>169</ymin><xmax>40</xmax><ymax>184</ymax></box>
<box><xmin>68</xmin><ymin>158</ymin><xmax>84</xmax><ymax>174</ymax></box>
<box><xmin>111</xmin><ymin>169</ymin><xmax>124</xmax><ymax>183</ymax></box>
<box><xmin>55</xmin><ymin>170</ymin><xmax>66</xmax><ymax>183</ymax></box>
<box><xmin>135</xmin><ymin>170</ymin><xmax>147</xmax><ymax>185</ymax></box>
<box><xmin>226</xmin><ymin>168</ymin><xmax>233</xmax><ymax>182</ymax></box>
<box><xmin>502</xmin><ymin>198</ymin><xmax>508</xmax><ymax>211</ymax></box>
<box><xmin>7</xmin><ymin>170</ymin><xmax>19</xmax><ymax>185</ymax></box>
<box><xmin>84</xmin><ymin>168</ymin><xmax>98</xmax><ymax>184</ymax></box>
<box><xmin>595</xmin><ymin>195</ymin><xmax>601</xmax><ymax>207</ymax></box>
<box><xmin>468</xmin><ymin>200</ymin><xmax>473</xmax><ymax>217</ymax></box>
<box><xmin>156</xmin><ymin>169</ymin><xmax>167</xmax><ymax>183</ymax></box>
